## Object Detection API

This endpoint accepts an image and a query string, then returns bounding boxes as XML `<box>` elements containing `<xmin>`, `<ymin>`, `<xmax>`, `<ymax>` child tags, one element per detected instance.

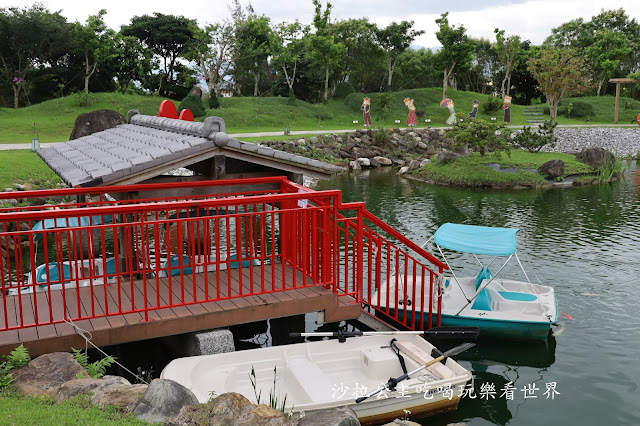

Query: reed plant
<box><xmin>249</xmin><ymin>365</ymin><xmax>289</xmax><ymax>413</ymax></box>
<box><xmin>596</xmin><ymin>156</ymin><xmax>626</xmax><ymax>183</ymax></box>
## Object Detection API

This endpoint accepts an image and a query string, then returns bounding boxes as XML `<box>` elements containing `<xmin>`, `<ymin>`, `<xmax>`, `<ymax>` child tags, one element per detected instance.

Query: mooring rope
<box><xmin>63</xmin><ymin>317</ymin><xmax>149</xmax><ymax>384</ymax></box>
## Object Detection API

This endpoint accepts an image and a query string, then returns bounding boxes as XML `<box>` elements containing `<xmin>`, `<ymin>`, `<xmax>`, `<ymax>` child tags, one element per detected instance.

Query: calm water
<box><xmin>310</xmin><ymin>164</ymin><xmax>640</xmax><ymax>426</ymax></box>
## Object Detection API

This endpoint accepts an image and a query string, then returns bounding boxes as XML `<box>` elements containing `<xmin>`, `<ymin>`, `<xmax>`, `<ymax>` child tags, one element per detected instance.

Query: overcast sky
<box><xmin>3</xmin><ymin>0</ymin><xmax>640</xmax><ymax>47</ymax></box>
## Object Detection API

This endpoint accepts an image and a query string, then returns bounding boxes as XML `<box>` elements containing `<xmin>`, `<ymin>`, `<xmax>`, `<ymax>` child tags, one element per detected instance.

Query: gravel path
<box><xmin>543</xmin><ymin>127</ymin><xmax>640</xmax><ymax>157</ymax></box>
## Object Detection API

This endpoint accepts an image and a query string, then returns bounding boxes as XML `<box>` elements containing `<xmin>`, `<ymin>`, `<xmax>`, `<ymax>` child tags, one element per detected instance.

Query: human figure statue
<box><xmin>468</xmin><ymin>99</ymin><xmax>479</xmax><ymax>119</ymax></box>
<box><xmin>502</xmin><ymin>95</ymin><xmax>512</xmax><ymax>124</ymax></box>
<box><xmin>404</xmin><ymin>98</ymin><xmax>418</xmax><ymax>126</ymax></box>
<box><xmin>441</xmin><ymin>98</ymin><xmax>456</xmax><ymax>125</ymax></box>
<box><xmin>361</xmin><ymin>97</ymin><xmax>372</xmax><ymax>127</ymax></box>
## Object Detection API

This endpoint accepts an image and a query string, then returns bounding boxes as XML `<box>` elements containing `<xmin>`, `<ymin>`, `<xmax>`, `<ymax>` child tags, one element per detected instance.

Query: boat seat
<box><xmin>287</xmin><ymin>358</ymin><xmax>333</xmax><ymax>402</ymax></box>
<box><xmin>471</xmin><ymin>267</ymin><xmax>493</xmax><ymax>311</ymax></box>
<box><xmin>36</xmin><ymin>262</ymin><xmax>73</xmax><ymax>286</ymax></box>
<box><xmin>498</xmin><ymin>291</ymin><xmax>538</xmax><ymax>302</ymax></box>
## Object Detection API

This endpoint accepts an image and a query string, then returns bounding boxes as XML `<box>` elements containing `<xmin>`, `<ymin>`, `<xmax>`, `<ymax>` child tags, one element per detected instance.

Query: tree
<box><xmin>234</xmin><ymin>15</ymin><xmax>273</xmax><ymax>96</ymax></box>
<box><xmin>271</xmin><ymin>21</ymin><xmax>306</xmax><ymax>94</ymax></box>
<box><xmin>121</xmin><ymin>13</ymin><xmax>196</xmax><ymax>92</ymax></box>
<box><xmin>528</xmin><ymin>47</ymin><xmax>591</xmax><ymax>124</ymax></box>
<box><xmin>332</xmin><ymin>18</ymin><xmax>383</xmax><ymax>93</ymax></box>
<box><xmin>375</xmin><ymin>21</ymin><xmax>424</xmax><ymax>91</ymax></box>
<box><xmin>113</xmin><ymin>35</ymin><xmax>153</xmax><ymax>93</ymax></box>
<box><xmin>306</xmin><ymin>0</ymin><xmax>346</xmax><ymax>101</ymax></box>
<box><xmin>393</xmin><ymin>48</ymin><xmax>439</xmax><ymax>90</ymax></box>
<box><xmin>74</xmin><ymin>10</ymin><xmax>117</xmax><ymax>93</ymax></box>
<box><xmin>457</xmin><ymin>38</ymin><xmax>499</xmax><ymax>94</ymax></box>
<box><xmin>435</xmin><ymin>12</ymin><xmax>475</xmax><ymax>99</ymax></box>
<box><xmin>189</xmin><ymin>22</ymin><xmax>234</xmax><ymax>96</ymax></box>
<box><xmin>494</xmin><ymin>28</ymin><xmax>521</xmax><ymax>98</ymax></box>
<box><xmin>586</xmin><ymin>30</ymin><xmax>632</xmax><ymax>95</ymax></box>
<box><xmin>0</xmin><ymin>5</ymin><xmax>71</xmax><ymax>108</ymax></box>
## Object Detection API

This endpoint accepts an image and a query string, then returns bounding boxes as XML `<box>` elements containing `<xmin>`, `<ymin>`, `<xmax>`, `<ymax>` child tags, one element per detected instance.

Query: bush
<box><xmin>208</xmin><ymin>92</ymin><xmax>220</xmax><ymax>109</ymax></box>
<box><xmin>564</xmin><ymin>101</ymin><xmax>594</xmax><ymax>118</ymax></box>
<box><xmin>178</xmin><ymin>94</ymin><xmax>206</xmax><ymax>118</ymax></box>
<box><xmin>512</xmin><ymin>120</ymin><xmax>557</xmax><ymax>153</ymax></box>
<box><xmin>482</xmin><ymin>95</ymin><xmax>502</xmax><ymax>113</ymax></box>
<box><xmin>446</xmin><ymin>118</ymin><xmax>511</xmax><ymax>156</ymax></box>
<box><xmin>344</xmin><ymin>92</ymin><xmax>367</xmax><ymax>110</ymax></box>
<box><xmin>333</xmin><ymin>82</ymin><xmax>356</xmax><ymax>100</ymax></box>
<box><xmin>376</xmin><ymin>92</ymin><xmax>393</xmax><ymax>119</ymax></box>
<box><xmin>287</xmin><ymin>88</ymin><xmax>296</xmax><ymax>106</ymax></box>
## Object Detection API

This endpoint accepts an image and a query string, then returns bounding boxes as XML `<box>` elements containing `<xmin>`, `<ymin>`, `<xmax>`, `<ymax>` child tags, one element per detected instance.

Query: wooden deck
<box><xmin>0</xmin><ymin>263</ymin><xmax>360</xmax><ymax>356</ymax></box>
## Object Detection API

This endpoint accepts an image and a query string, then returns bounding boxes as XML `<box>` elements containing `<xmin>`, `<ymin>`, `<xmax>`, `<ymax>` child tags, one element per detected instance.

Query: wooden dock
<box><xmin>0</xmin><ymin>263</ymin><xmax>360</xmax><ymax>356</ymax></box>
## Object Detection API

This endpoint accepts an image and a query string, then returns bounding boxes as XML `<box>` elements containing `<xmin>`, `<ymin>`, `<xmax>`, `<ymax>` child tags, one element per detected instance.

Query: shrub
<box><xmin>287</xmin><ymin>88</ymin><xmax>296</xmax><ymax>106</ymax></box>
<box><xmin>376</xmin><ymin>92</ymin><xmax>393</xmax><ymax>119</ymax></box>
<box><xmin>512</xmin><ymin>120</ymin><xmax>557</xmax><ymax>153</ymax></box>
<box><xmin>178</xmin><ymin>94</ymin><xmax>206</xmax><ymax>118</ymax></box>
<box><xmin>72</xmin><ymin>348</ymin><xmax>115</xmax><ymax>379</ymax></box>
<box><xmin>208</xmin><ymin>92</ymin><xmax>220</xmax><ymax>109</ymax></box>
<box><xmin>333</xmin><ymin>82</ymin><xmax>356</xmax><ymax>100</ymax></box>
<box><xmin>0</xmin><ymin>344</ymin><xmax>31</xmax><ymax>390</ymax></box>
<box><xmin>446</xmin><ymin>118</ymin><xmax>511</xmax><ymax>156</ymax></box>
<box><xmin>565</xmin><ymin>101</ymin><xmax>594</xmax><ymax>118</ymax></box>
<box><xmin>373</xmin><ymin>126</ymin><xmax>392</xmax><ymax>146</ymax></box>
<box><xmin>344</xmin><ymin>92</ymin><xmax>367</xmax><ymax>110</ymax></box>
<box><xmin>482</xmin><ymin>95</ymin><xmax>502</xmax><ymax>113</ymax></box>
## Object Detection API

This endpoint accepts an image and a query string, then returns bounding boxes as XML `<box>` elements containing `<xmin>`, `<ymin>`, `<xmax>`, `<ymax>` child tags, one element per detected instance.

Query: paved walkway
<box><xmin>1</xmin><ymin>124</ymin><xmax>637</xmax><ymax>150</ymax></box>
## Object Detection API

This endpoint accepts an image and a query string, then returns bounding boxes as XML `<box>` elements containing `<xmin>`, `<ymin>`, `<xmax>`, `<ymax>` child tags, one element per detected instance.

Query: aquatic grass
<box><xmin>597</xmin><ymin>156</ymin><xmax>626</xmax><ymax>183</ymax></box>
<box><xmin>249</xmin><ymin>365</ymin><xmax>290</xmax><ymax>413</ymax></box>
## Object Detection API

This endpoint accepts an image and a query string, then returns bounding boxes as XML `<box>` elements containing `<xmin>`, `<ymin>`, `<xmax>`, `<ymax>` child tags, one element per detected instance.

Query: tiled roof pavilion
<box><xmin>38</xmin><ymin>111</ymin><xmax>342</xmax><ymax>187</ymax></box>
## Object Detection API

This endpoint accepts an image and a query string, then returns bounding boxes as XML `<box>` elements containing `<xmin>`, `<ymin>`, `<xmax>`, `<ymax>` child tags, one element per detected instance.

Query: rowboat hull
<box><xmin>161</xmin><ymin>334</ymin><xmax>472</xmax><ymax>424</ymax></box>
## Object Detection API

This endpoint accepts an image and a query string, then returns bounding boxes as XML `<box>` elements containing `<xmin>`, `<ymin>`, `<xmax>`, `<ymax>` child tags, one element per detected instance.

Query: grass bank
<box><xmin>0</xmin><ymin>391</ymin><xmax>149</xmax><ymax>425</ymax></box>
<box><xmin>413</xmin><ymin>150</ymin><xmax>594</xmax><ymax>188</ymax></box>
<box><xmin>0</xmin><ymin>150</ymin><xmax>62</xmax><ymax>190</ymax></box>
<box><xmin>2</xmin><ymin>90</ymin><xmax>638</xmax><ymax>144</ymax></box>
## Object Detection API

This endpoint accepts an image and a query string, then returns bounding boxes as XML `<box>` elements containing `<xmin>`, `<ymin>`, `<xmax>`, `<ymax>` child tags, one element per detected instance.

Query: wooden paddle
<box><xmin>355</xmin><ymin>342</ymin><xmax>475</xmax><ymax>403</ymax></box>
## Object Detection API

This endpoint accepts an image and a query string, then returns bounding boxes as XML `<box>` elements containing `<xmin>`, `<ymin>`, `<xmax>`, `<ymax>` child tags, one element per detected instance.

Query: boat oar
<box><xmin>289</xmin><ymin>326</ymin><xmax>479</xmax><ymax>341</ymax></box>
<box><xmin>355</xmin><ymin>342</ymin><xmax>475</xmax><ymax>404</ymax></box>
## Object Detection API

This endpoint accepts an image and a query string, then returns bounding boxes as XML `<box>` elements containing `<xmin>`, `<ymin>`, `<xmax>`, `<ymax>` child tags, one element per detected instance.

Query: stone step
<box><xmin>526</xmin><ymin>120</ymin><xmax>545</xmax><ymax>124</ymax></box>
<box><xmin>523</xmin><ymin>113</ymin><xmax>544</xmax><ymax>116</ymax></box>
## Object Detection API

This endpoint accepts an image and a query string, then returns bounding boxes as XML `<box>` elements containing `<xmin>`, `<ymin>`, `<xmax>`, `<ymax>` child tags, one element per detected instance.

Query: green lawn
<box><xmin>0</xmin><ymin>392</ymin><xmax>151</xmax><ymax>425</ymax></box>
<box><xmin>413</xmin><ymin>150</ymin><xmax>595</xmax><ymax>188</ymax></box>
<box><xmin>0</xmin><ymin>150</ymin><xmax>62</xmax><ymax>190</ymax></box>
<box><xmin>2</xmin><ymin>90</ymin><xmax>638</xmax><ymax>144</ymax></box>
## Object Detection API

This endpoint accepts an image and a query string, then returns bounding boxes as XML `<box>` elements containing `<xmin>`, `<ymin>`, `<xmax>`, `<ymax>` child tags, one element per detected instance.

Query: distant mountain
<box><xmin>409</xmin><ymin>43</ymin><xmax>440</xmax><ymax>53</ymax></box>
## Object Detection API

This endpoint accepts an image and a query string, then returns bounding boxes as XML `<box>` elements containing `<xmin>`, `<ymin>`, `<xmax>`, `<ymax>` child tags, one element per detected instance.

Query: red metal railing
<box><xmin>0</xmin><ymin>177</ymin><xmax>446</xmax><ymax>332</ymax></box>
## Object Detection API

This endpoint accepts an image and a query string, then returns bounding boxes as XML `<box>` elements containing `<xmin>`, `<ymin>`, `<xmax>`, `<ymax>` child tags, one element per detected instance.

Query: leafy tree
<box><xmin>332</xmin><ymin>18</ymin><xmax>383</xmax><ymax>92</ymax></box>
<box><xmin>113</xmin><ymin>35</ymin><xmax>153</xmax><ymax>93</ymax></box>
<box><xmin>74</xmin><ymin>10</ymin><xmax>117</xmax><ymax>93</ymax></box>
<box><xmin>121</xmin><ymin>13</ymin><xmax>197</xmax><ymax>92</ymax></box>
<box><xmin>510</xmin><ymin>41</ymin><xmax>542</xmax><ymax>104</ymax></box>
<box><xmin>528</xmin><ymin>47</ymin><xmax>591</xmax><ymax>124</ymax></box>
<box><xmin>457</xmin><ymin>38</ymin><xmax>499</xmax><ymax>94</ymax></box>
<box><xmin>0</xmin><ymin>5</ymin><xmax>71</xmax><ymax>108</ymax></box>
<box><xmin>189</xmin><ymin>22</ymin><xmax>234</xmax><ymax>96</ymax></box>
<box><xmin>375</xmin><ymin>21</ymin><xmax>424</xmax><ymax>91</ymax></box>
<box><xmin>234</xmin><ymin>15</ymin><xmax>273</xmax><ymax>96</ymax></box>
<box><xmin>494</xmin><ymin>28</ymin><xmax>521</xmax><ymax>98</ymax></box>
<box><xmin>392</xmin><ymin>48</ymin><xmax>439</xmax><ymax>90</ymax></box>
<box><xmin>271</xmin><ymin>21</ymin><xmax>306</xmax><ymax>95</ymax></box>
<box><xmin>586</xmin><ymin>30</ymin><xmax>632</xmax><ymax>96</ymax></box>
<box><xmin>435</xmin><ymin>12</ymin><xmax>475</xmax><ymax>99</ymax></box>
<box><xmin>307</xmin><ymin>0</ymin><xmax>346</xmax><ymax>101</ymax></box>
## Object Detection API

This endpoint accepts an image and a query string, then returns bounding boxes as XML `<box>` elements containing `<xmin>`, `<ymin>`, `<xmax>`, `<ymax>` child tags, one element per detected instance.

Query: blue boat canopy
<box><xmin>32</xmin><ymin>215</ymin><xmax>113</xmax><ymax>241</ymax></box>
<box><xmin>434</xmin><ymin>223</ymin><xmax>519</xmax><ymax>256</ymax></box>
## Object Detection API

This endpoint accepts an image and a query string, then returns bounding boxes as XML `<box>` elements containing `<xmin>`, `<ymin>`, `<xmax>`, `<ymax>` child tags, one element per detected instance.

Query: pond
<box><xmin>310</xmin><ymin>163</ymin><xmax>640</xmax><ymax>426</ymax></box>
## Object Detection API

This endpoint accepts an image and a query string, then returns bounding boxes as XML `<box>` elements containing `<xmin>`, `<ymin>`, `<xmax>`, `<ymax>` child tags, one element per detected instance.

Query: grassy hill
<box><xmin>0</xmin><ymin>90</ymin><xmax>639</xmax><ymax>143</ymax></box>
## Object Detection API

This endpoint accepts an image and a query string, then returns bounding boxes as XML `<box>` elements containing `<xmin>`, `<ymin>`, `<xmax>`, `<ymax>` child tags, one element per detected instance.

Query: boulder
<box><xmin>538</xmin><ymin>160</ymin><xmax>565</xmax><ymax>179</ymax></box>
<box><xmin>576</xmin><ymin>147</ymin><xmax>615</xmax><ymax>169</ymax></box>
<box><xmin>407</xmin><ymin>160</ymin><xmax>422</xmax><ymax>171</ymax></box>
<box><xmin>69</xmin><ymin>109</ymin><xmax>125</xmax><ymax>140</ymax></box>
<box><xmin>356</xmin><ymin>158</ymin><xmax>371</xmax><ymax>168</ymax></box>
<box><xmin>92</xmin><ymin>383</ymin><xmax>148</xmax><ymax>412</ymax></box>
<box><xmin>352</xmin><ymin>147</ymin><xmax>376</xmax><ymax>159</ymax></box>
<box><xmin>349</xmin><ymin>161</ymin><xmax>361</xmax><ymax>171</ymax></box>
<box><xmin>373</xmin><ymin>156</ymin><xmax>393</xmax><ymax>166</ymax></box>
<box><xmin>133</xmin><ymin>379</ymin><xmax>199</xmax><ymax>423</ymax></box>
<box><xmin>55</xmin><ymin>375</ymin><xmax>131</xmax><ymax>402</ymax></box>
<box><xmin>12</xmin><ymin>352</ymin><xmax>88</xmax><ymax>397</ymax></box>
<box><xmin>369</xmin><ymin>158</ymin><xmax>381</xmax><ymax>168</ymax></box>
<box><xmin>298</xmin><ymin>406</ymin><xmax>360</xmax><ymax>426</ymax></box>
<box><xmin>397</xmin><ymin>166</ymin><xmax>409</xmax><ymax>175</ymax></box>
<box><xmin>236</xmin><ymin>404</ymin><xmax>290</xmax><ymax>425</ymax></box>
<box><xmin>173</xmin><ymin>392</ymin><xmax>252</xmax><ymax>426</ymax></box>
<box><xmin>436</xmin><ymin>151</ymin><xmax>461</xmax><ymax>165</ymax></box>
<box><xmin>419</xmin><ymin>159</ymin><xmax>431</xmax><ymax>167</ymax></box>
<box><xmin>189</xmin><ymin>86</ymin><xmax>203</xmax><ymax>98</ymax></box>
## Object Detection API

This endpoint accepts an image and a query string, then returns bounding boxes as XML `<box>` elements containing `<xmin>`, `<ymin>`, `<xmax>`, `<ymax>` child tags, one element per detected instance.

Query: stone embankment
<box><xmin>546</xmin><ymin>127</ymin><xmax>640</xmax><ymax>157</ymax></box>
